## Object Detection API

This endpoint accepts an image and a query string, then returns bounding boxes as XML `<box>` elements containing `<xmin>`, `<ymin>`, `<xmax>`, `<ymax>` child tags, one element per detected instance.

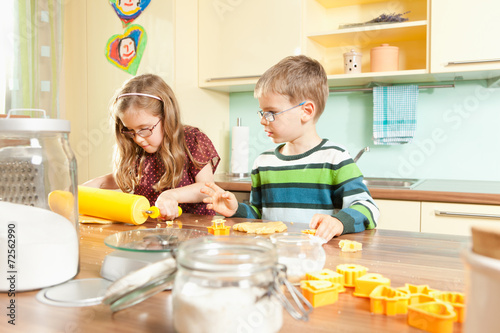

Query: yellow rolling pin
<box><xmin>78</xmin><ymin>186</ymin><xmax>182</xmax><ymax>225</ymax></box>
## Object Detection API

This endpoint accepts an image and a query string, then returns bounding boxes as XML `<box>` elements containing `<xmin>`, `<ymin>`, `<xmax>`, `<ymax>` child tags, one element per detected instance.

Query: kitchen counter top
<box><xmin>1</xmin><ymin>214</ymin><xmax>468</xmax><ymax>332</ymax></box>
<box><xmin>215</xmin><ymin>174</ymin><xmax>500</xmax><ymax>205</ymax></box>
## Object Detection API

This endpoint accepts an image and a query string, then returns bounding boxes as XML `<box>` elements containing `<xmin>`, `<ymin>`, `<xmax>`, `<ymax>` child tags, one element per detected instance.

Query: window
<box><xmin>1</xmin><ymin>0</ymin><xmax>63</xmax><ymax>119</ymax></box>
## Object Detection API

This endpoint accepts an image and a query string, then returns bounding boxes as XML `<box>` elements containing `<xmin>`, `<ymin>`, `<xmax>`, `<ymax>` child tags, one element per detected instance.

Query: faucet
<box><xmin>353</xmin><ymin>146</ymin><xmax>370</xmax><ymax>163</ymax></box>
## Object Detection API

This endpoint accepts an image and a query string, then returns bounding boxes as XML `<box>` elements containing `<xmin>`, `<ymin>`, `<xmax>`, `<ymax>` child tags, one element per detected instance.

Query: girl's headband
<box><xmin>117</xmin><ymin>93</ymin><xmax>162</xmax><ymax>101</ymax></box>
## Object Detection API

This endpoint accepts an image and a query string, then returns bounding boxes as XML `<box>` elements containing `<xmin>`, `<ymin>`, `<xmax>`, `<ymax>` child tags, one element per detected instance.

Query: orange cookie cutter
<box><xmin>407</xmin><ymin>301</ymin><xmax>456</xmax><ymax>333</ymax></box>
<box><xmin>300</xmin><ymin>280</ymin><xmax>341</xmax><ymax>308</ymax></box>
<box><xmin>397</xmin><ymin>284</ymin><xmax>439</xmax><ymax>305</ymax></box>
<box><xmin>353</xmin><ymin>273</ymin><xmax>391</xmax><ymax>298</ymax></box>
<box><xmin>369</xmin><ymin>285</ymin><xmax>410</xmax><ymax>315</ymax></box>
<box><xmin>336</xmin><ymin>264</ymin><xmax>368</xmax><ymax>287</ymax></box>
<box><xmin>432</xmin><ymin>291</ymin><xmax>465</xmax><ymax>323</ymax></box>
<box><xmin>207</xmin><ymin>219</ymin><xmax>231</xmax><ymax>236</ymax></box>
<box><xmin>306</xmin><ymin>269</ymin><xmax>346</xmax><ymax>293</ymax></box>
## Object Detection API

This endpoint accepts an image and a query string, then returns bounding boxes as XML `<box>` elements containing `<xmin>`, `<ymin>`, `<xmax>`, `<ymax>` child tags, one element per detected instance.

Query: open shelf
<box><xmin>308</xmin><ymin>20</ymin><xmax>427</xmax><ymax>48</ymax></box>
<box><xmin>315</xmin><ymin>0</ymin><xmax>388</xmax><ymax>8</ymax></box>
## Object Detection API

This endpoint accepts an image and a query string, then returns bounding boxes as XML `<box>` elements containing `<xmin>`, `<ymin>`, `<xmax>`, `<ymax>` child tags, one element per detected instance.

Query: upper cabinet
<box><xmin>430</xmin><ymin>0</ymin><xmax>500</xmax><ymax>76</ymax></box>
<box><xmin>303</xmin><ymin>0</ymin><xmax>428</xmax><ymax>84</ymax></box>
<box><xmin>198</xmin><ymin>0</ymin><xmax>500</xmax><ymax>92</ymax></box>
<box><xmin>198</xmin><ymin>0</ymin><xmax>301</xmax><ymax>92</ymax></box>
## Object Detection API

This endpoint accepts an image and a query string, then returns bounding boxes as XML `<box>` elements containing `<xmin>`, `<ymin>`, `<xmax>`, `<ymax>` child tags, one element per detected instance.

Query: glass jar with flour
<box><xmin>172</xmin><ymin>237</ymin><xmax>311</xmax><ymax>333</ymax></box>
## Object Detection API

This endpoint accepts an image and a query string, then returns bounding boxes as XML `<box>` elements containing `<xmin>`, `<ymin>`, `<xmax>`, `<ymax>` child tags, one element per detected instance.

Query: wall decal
<box><xmin>105</xmin><ymin>24</ymin><xmax>147</xmax><ymax>75</ymax></box>
<box><xmin>110</xmin><ymin>0</ymin><xmax>151</xmax><ymax>26</ymax></box>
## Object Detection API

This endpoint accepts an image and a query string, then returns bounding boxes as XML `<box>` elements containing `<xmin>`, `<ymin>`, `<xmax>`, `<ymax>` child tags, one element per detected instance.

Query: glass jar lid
<box><xmin>0</xmin><ymin>109</ymin><xmax>70</xmax><ymax>133</ymax></box>
<box><xmin>176</xmin><ymin>236</ymin><xmax>277</xmax><ymax>273</ymax></box>
<box><xmin>104</xmin><ymin>228</ymin><xmax>212</xmax><ymax>253</ymax></box>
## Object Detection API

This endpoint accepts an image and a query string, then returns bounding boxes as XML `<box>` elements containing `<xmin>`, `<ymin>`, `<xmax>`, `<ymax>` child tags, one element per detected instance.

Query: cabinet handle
<box><xmin>445</xmin><ymin>59</ymin><xmax>500</xmax><ymax>66</ymax></box>
<box><xmin>206</xmin><ymin>75</ymin><xmax>261</xmax><ymax>82</ymax></box>
<box><xmin>434</xmin><ymin>210</ymin><xmax>500</xmax><ymax>219</ymax></box>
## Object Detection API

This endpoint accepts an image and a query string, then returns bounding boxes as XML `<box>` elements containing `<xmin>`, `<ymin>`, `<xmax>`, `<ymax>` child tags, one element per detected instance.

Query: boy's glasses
<box><xmin>121</xmin><ymin>119</ymin><xmax>161</xmax><ymax>139</ymax></box>
<box><xmin>257</xmin><ymin>101</ymin><xmax>306</xmax><ymax>122</ymax></box>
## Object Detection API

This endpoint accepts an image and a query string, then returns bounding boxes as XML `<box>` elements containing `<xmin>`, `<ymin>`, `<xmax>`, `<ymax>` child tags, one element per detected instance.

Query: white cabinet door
<box><xmin>430</xmin><ymin>0</ymin><xmax>500</xmax><ymax>73</ymax></box>
<box><xmin>421</xmin><ymin>202</ymin><xmax>500</xmax><ymax>236</ymax></box>
<box><xmin>374</xmin><ymin>199</ymin><xmax>421</xmax><ymax>232</ymax></box>
<box><xmin>198</xmin><ymin>0</ymin><xmax>301</xmax><ymax>89</ymax></box>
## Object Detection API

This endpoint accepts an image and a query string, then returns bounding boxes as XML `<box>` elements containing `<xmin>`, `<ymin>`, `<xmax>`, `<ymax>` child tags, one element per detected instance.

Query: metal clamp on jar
<box><xmin>103</xmin><ymin>237</ymin><xmax>313</xmax><ymax>333</ymax></box>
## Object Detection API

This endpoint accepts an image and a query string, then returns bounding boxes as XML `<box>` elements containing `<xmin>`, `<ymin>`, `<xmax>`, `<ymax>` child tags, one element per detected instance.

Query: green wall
<box><xmin>229</xmin><ymin>80</ymin><xmax>500</xmax><ymax>181</ymax></box>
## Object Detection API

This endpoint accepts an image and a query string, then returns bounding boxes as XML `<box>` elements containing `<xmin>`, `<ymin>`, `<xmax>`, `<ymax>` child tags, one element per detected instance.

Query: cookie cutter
<box><xmin>336</xmin><ymin>264</ymin><xmax>368</xmax><ymax>287</ymax></box>
<box><xmin>306</xmin><ymin>268</ymin><xmax>345</xmax><ymax>292</ymax></box>
<box><xmin>353</xmin><ymin>273</ymin><xmax>391</xmax><ymax>298</ymax></box>
<box><xmin>407</xmin><ymin>301</ymin><xmax>456</xmax><ymax>333</ymax></box>
<box><xmin>300</xmin><ymin>280</ymin><xmax>341</xmax><ymax>308</ymax></box>
<box><xmin>432</xmin><ymin>291</ymin><xmax>465</xmax><ymax>323</ymax></box>
<box><xmin>397</xmin><ymin>284</ymin><xmax>439</xmax><ymax>305</ymax></box>
<box><xmin>207</xmin><ymin>219</ymin><xmax>230</xmax><ymax>236</ymax></box>
<box><xmin>369</xmin><ymin>285</ymin><xmax>410</xmax><ymax>315</ymax></box>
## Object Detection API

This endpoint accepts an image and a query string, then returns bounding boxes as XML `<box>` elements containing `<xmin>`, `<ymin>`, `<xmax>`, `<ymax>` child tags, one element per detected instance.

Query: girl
<box><xmin>83</xmin><ymin>74</ymin><xmax>220</xmax><ymax>219</ymax></box>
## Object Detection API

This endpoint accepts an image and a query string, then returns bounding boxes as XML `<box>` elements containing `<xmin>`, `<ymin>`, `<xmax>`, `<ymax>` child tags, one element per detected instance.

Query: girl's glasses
<box><xmin>257</xmin><ymin>101</ymin><xmax>306</xmax><ymax>122</ymax></box>
<box><xmin>121</xmin><ymin>119</ymin><xmax>161</xmax><ymax>139</ymax></box>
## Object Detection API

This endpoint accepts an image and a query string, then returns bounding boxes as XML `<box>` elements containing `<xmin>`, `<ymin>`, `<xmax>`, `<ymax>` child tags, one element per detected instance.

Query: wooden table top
<box><xmin>2</xmin><ymin>214</ymin><xmax>469</xmax><ymax>333</ymax></box>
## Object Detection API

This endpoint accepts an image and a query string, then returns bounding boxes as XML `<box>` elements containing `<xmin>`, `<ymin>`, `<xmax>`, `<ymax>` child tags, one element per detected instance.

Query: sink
<box><xmin>362</xmin><ymin>177</ymin><xmax>422</xmax><ymax>189</ymax></box>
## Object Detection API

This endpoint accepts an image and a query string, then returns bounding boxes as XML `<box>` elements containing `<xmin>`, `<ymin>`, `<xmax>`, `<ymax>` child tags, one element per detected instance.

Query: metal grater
<box><xmin>0</xmin><ymin>146</ymin><xmax>47</xmax><ymax>208</ymax></box>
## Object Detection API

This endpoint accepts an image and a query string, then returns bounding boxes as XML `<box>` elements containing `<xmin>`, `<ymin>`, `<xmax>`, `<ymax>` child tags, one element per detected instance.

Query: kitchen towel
<box><xmin>373</xmin><ymin>85</ymin><xmax>419</xmax><ymax>145</ymax></box>
<box><xmin>230</xmin><ymin>123</ymin><xmax>249</xmax><ymax>176</ymax></box>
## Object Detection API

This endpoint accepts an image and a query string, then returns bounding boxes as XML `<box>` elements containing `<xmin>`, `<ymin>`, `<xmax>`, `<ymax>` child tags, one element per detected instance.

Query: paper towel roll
<box><xmin>230</xmin><ymin>125</ymin><xmax>249</xmax><ymax>176</ymax></box>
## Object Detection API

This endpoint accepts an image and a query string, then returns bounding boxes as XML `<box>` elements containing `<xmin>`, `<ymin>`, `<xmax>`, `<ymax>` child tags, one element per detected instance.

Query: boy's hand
<box><xmin>309</xmin><ymin>214</ymin><xmax>344</xmax><ymax>242</ymax></box>
<box><xmin>201</xmin><ymin>182</ymin><xmax>239</xmax><ymax>217</ymax></box>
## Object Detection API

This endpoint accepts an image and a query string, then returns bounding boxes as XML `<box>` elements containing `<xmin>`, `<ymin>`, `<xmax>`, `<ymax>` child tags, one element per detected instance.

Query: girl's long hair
<box><xmin>111</xmin><ymin>74</ymin><xmax>199</xmax><ymax>193</ymax></box>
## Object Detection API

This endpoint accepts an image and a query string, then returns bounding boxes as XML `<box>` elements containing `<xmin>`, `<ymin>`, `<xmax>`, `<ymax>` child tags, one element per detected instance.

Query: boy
<box><xmin>202</xmin><ymin>55</ymin><xmax>379</xmax><ymax>241</ymax></box>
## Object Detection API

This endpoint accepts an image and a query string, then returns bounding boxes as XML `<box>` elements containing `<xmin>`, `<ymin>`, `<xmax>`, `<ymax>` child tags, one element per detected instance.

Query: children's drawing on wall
<box><xmin>105</xmin><ymin>24</ymin><xmax>147</xmax><ymax>75</ymax></box>
<box><xmin>110</xmin><ymin>0</ymin><xmax>151</xmax><ymax>26</ymax></box>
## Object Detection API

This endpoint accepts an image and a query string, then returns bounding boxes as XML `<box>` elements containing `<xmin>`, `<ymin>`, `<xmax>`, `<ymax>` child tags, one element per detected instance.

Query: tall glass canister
<box><xmin>0</xmin><ymin>110</ymin><xmax>79</xmax><ymax>292</ymax></box>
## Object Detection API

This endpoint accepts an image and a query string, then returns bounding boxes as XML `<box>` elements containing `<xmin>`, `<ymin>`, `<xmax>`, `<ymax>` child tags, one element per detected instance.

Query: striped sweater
<box><xmin>233</xmin><ymin>139</ymin><xmax>379</xmax><ymax>234</ymax></box>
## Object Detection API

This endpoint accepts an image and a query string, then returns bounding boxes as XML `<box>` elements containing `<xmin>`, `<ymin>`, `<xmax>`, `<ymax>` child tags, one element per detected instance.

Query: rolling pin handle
<box><xmin>146</xmin><ymin>206</ymin><xmax>161</xmax><ymax>219</ymax></box>
<box><xmin>145</xmin><ymin>206</ymin><xmax>182</xmax><ymax>219</ymax></box>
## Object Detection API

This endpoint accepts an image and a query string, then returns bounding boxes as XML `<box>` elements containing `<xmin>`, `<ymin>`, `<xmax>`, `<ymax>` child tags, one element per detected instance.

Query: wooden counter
<box><xmin>1</xmin><ymin>214</ymin><xmax>468</xmax><ymax>332</ymax></box>
<box><xmin>215</xmin><ymin>174</ymin><xmax>500</xmax><ymax>205</ymax></box>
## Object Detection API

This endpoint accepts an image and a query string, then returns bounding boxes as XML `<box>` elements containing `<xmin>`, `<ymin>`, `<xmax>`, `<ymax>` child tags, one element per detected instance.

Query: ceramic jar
<box><xmin>343</xmin><ymin>49</ymin><xmax>362</xmax><ymax>74</ymax></box>
<box><xmin>370</xmin><ymin>44</ymin><xmax>399</xmax><ymax>72</ymax></box>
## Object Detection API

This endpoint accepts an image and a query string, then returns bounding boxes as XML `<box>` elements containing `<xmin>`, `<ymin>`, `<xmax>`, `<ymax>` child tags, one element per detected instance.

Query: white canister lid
<box><xmin>0</xmin><ymin>117</ymin><xmax>70</xmax><ymax>133</ymax></box>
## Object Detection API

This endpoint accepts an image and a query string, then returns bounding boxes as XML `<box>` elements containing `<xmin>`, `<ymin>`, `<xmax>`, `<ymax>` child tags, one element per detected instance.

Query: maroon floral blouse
<box><xmin>133</xmin><ymin>126</ymin><xmax>220</xmax><ymax>215</ymax></box>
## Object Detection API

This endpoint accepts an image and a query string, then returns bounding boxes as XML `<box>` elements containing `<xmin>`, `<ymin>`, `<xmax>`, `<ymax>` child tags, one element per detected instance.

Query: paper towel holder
<box><xmin>229</xmin><ymin>117</ymin><xmax>250</xmax><ymax>179</ymax></box>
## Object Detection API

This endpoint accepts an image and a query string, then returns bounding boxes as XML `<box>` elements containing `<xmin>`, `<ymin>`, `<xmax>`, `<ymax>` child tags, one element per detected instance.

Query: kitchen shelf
<box><xmin>316</xmin><ymin>0</ymin><xmax>388</xmax><ymax>8</ymax></box>
<box><xmin>308</xmin><ymin>20</ymin><xmax>427</xmax><ymax>48</ymax></box>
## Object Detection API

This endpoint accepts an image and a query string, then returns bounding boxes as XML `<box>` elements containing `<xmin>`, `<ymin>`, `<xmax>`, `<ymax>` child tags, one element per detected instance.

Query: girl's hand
<box><xmin>201</xmin><ymin>182</ymin><xmax>238</xmax><ymax>217</ymax></box>
<box><xmin>309</xmin><ymin>214</ymin><xmax>344</xmax><ymax>242</ymax></box>
<box><xmin>155</xmin><ymin>191</ymin><xmax>181</xmax><ymax>220</ymax></box>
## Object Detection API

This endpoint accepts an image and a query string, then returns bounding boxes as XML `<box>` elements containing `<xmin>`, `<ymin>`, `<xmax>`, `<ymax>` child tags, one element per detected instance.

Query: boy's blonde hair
<box><xmin>111</xmin><ymin>74</ymin><xmax>200</xmax><ymax>193</ymax></box>
<box><xmin>254</xmin><ymin>55</ymin><xmax>329</xmax><ymax>119</ymax></box>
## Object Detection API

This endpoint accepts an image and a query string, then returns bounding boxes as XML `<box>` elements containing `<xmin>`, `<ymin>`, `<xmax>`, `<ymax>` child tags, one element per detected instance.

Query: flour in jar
<box><xmin>278</xmin><ymin>256</ymin><xmax>326</xmax><ymax>284</ymax></box>
<box><xmin>173</xmin><ymin>282</ymin><xmax>283</xmax><ymax>333</ymax></box>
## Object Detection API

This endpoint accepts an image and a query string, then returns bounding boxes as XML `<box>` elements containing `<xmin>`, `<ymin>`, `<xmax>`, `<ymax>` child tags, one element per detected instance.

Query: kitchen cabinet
<box><xmin>430</xmin><ymin>0</ymin><xmax>500</xmax><ymax>75</ymax></box>
<box><xmin>421</xmin><ymin>202</ymin><xmax>500</xmax><ymax>236</ymax></box>
<box><xmin>303</xmin><ymin>0</ymin><xmax>428</xmax><ymax>78</ymax></box>
<box><xmin>198</xmin><ymin>0</ymin><xmax>301</xmax><ymax>91</ymax></box>
<box><xmin>199</xmin><ymin>0</ymin><xmax>500</xmax><ymax>92</ymax></box>
<box><xmin>374</xmin><ymin>199</ymin><xmax>420</xmax><ymax>232</ymax></box>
